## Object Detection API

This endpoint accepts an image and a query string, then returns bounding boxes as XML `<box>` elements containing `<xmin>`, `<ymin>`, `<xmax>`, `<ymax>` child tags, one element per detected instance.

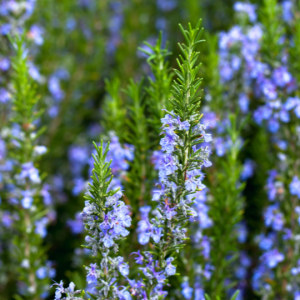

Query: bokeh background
<box><xmin>0</xmin><ymin>0</ymin><xmax>282</xmax><ymax>299</ymax></box>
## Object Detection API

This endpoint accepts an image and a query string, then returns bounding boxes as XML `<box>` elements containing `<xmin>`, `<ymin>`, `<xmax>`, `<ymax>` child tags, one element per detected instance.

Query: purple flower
<box><xmin>165</xmin><ymin>257</ymin><xmax>176</xmax><ymax>276</ymax></box>
<box><xmin>295</xmin><ymin>292</ymin><xmax>300</xmax><ymax>300</ymax></box>
<box><xmin>0</xmin><ymin>23</ymin><xmax>11</xmax><ymax>35</ymax></box>
<box><xmin>231</xmin><ymin>55</ymin><xmax>241</xmax><ymax>71</ymax></box>
<box><xmin>40</xmin><ymin>184</ymin><xmax>51</xmax><ymax>205</ymax></box>
<box><xmin>272</xmin><ymin>66</ymin><xmax>292</xmax><ymax>88</ymax></box>
<box><xmin>291</xmin><ymin>260</ymin><xmax>300</xmax><ymax>276</ymax></box>
<box><xmin>86</xmin><ymin>263</ymin><xmax>98</xmax><ymax>284</ymax></box>
<box><xmin>116</xmin><ymin>288</ymin><xmax>132</xmax><ymax>300</ymax></box>
<box><xmin>260</xmin><ymin>78</ymin><xmax>277</xmax><ymax>100</ymax></box>
<box><xmin>152</xmin><ymin>226</ymin><xmax>163</xmax><ymax>243</ymax></box>
<box><xmin>0</xmin><ymin>88</ymin><xmax>11</xmax><ymax>103</ymax></box>
<box><xmin>185</xmin><ymin>170</ymin><xmax>205</xmax><ymax>192</ymax></box>
<box><xmin>48</xmin><ymin>75</ymin><xmax>65</xmax><ymax>101</ymax></box>
<box><xmin>264</xmin><ymin>204</ymin><xmax>284</xmax><ymax>231</ymax></box>
<box><xmin>19</xmin><ymin>162</ymin><xmax>40</xmax><ymax>183</ymax></box>
<box><xmin>220</xmin><ymin>61</ymin><xmax>234</xmax><ymax>82</ymax></box>
<box><xmin>0</xmin><ymin>57</ymin><xmax>10</xmax><ymax>71</ymax></box>
<box><xmin>21</xmin><ymin>190</ymin><xmax>34</xmax><ymax>208</ymax></box>
<box><xmin>198</xmin><ymin>124</ymin><xmax>212</xmax><ymax>143</ymax></box>
<box><xmin>35</xmin><ymin>217</ymin><xmax>49</xmax><ymax>237</ymax></box>
<box><xmin>67</xmin><ymin>212</ymin><xmax>84</xmax><ymax>234</ymax></box>
<box><xmin>164</xmin><ymin>203</ymin><xmax>177</xmax><ymax>220</ymax></box>
<box><xmin>51</xmin><ymin>280</ymin><xmax>64</xmax><ymax>299</ymax></box>
<box><xmin>247</xmin><ymin>24</ymin><xmax>263</xmax><ymax>42</ymax></box>
<box><xmin>268</xmin><ymin>118</ymin><xmax>280</xmax><ymax>133</ymax></box>
<box><xmin>28</xmin><ymin>62</ymin><xmax>42</xmax><ymax>82</ymax></box>
<box><xmin>236</xmin><ymin>222</ymin><xmax>248</xmax><ymax>243</ymax></box>
<box><xmin>181</xmin><ymin>281</ymin><xmax>193</xmax><ymax>299</ymax></box>
<box><xmin>282</xmin><ymin>1</ymin><xmax>293</xmax><ymax>22</ymax></box>
<box><xmin>152</xmin><ymin>189</ymin><xmax>162</xmax><ymax>201</ymax></box>
<box><xmin>261</xmin><ymin>249</ymin><xmax>284</xmax><ymax>268</ymax></box>
<box><xmin>214</xmin><ymin>137</ymin><xmax>226</xmax><ymax>156</ymax></box>
<box><xmin>34</xmin><ymin>145</ymin><xmax>47</xmax><ymax>155</ymax></box>
<box><xmin>290</xmin><ymin>176</ymin><xmax>300</xmax><ymax>198</ymax></box>
<box><xmin>238</xmin><ymin>93</ymin><xmax>249</xmax><ymax>113</ymax></box>
<box><xmin>160</xmin><ymin>131</ymin><xmax>178</xmax><ymax>153</ymax></box>
<box><xmin>131</xmin><ymin>250</ymin><xmax>144</xmax><ymax>265</ymax></box>
<box><xmin>2</xmin><ymin>211</ymin><xmax>13</xmax><ymax>228</ymax></box>
<box><xmin>28</xmin><ymin>24</ymin><xmax>44</xmax><ymax>45</ymax></box>
<box><xmin>234</xmin><ymin>2</ymin><xmax>257</xmax><ymax>22</ymax></box>
<box><xmin>72</xmin><ymin>178</ymin><xmax>86</xmax><ymax>196</ymax></box>
<box><xmin>285</xmin><ymin>97</ymin><xmax>300</xmax><ymax>118</ymax></box>
<box><xmin>279</xmin><ymin>108</ymin><xmax>290</xmax><ymax>123</ymax></box>
<box><xmin>36</xmin><ymin>267</ymin><xmax>47</xmax><ymax>279</ymax></box>
<box><xmin>157</xmin><ymin>0</ymin><xmax>177</xmax><ymax>11</ymax></box>
<box><xmin>105</xmin><ymin>136</ymin><xmax>134</xmax><ymax>176</ymax></box>
<box><xmin>175</xmin><ymin>116</ymin><xmax>190</xmax><ymax>131</ymax></box>
<box><xmin>200</xmin><ymin>236</ymin><xmax>211</xmax><ymax>259</ymax></box>
<box><xmin>202</xmin><ymin>112</ymin><xmax>218</xmax><ymax>128</ymax></box>
<box><xmin>140</xmin><ymin>205</ymin><xmax>151</xmax><ymax>219</ymax></box>
<box><xmin>161</xmin><ymin>114</ymin><xmax>174</xmax><ymax>126</ymax></box>
<box><xmin>118</xmin><ymin>257</ymin><xmax>130</xmax><ymax>277</ymax></box>
<box><xmin>241</xmin><ymin>159</ymin><xmax>255</xmax><ymax>180</ymax></box>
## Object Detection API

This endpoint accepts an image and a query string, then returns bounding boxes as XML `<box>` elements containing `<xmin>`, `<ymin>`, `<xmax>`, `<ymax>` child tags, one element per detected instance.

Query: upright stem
<box><xmin>24</xmin><ymin>211</ymin><xmax>38</xmax><ymax>300</ymax></box>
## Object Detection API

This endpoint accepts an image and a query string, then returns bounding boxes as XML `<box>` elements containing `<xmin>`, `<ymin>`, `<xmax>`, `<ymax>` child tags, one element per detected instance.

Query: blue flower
<box><xmin>35</xmin><ymin>217</ymin><xmax>49</xmax><ymax>237</ymax></box>
<box><xmin>238</xmin><ymin>93</ymin><xmax>249</xmax><ymax>113</ymax></box>
<box><xmin>272</xmin><ymin>66</ymin><xmax>292</xmax><ymax>88</ymax></box>
<box><xmin>36</xmin><ymin>267</ymin><xmax>47</xmax><ymax>279</ymax></box>
<box><xmin>234</xmin><ymin>2</ymin><xmax>257</xmax><ymax>22</ymax></box>
<box><xmin>0</xmin><ymin>57</ymin><xmax>10</xmax><ymax>71</ymax></box>
<box><xmin>21</xmin><ymin>190</ymin><xmax>34</xmax><ymax>209</ymax></box>
<box><xmin>51</xmin><ymin>281</ymin><xmax>64</xmax><ymax>300</ymax></box>
<box><xmin>261</xmin><ymin>249</ymin><xmax>284</xmax><ymax>268</ymax></box>
<box><xmin>28</xmin><ymin>24</ymin><xmax>44</xmax><ymax>45</ymax></box>
<box><xmin>0</xmin><ymin>88</ymin><xmax>11</xmax><ymax>103</ymax></box>
<box><xmin>119</xmin><ymin>261</ymin><xmax>130</xmax><ymax>277</ymax></box>
<box><xmin>241</xmin><ymin>159</ymin><xmax>255</xmax><ymax>180</ymax></box>
<box><xmin>160</xmin><ymin>132</ymin><xmax>177</xmax><ymax>153</ymax></box>
<box><xmin>181</xmin><ymin>281</ymin><xmax>193</xmax><ymax>299</ymax></box>
<box><xmin>102</xmin><ymin>233</ymin><xmax>114</xmax><ymax>248</ymax></box>
<box><xmin>264</xmin><ymin>204</ymin><xmax>285</xmax><ymax>231</ymax></box>
<box><xmin>19</xmin><ymin>162</ymin><xmax>40</xmax><ymax>183</ymax></box>
<box><xmin>86</xmin><ymin>263</ymin><xmax>98</xmax><ymax>284</ymax></box>
<box><xmin>165</xmin><ymin>257</ymin><xmax>176</xmax><ymax>276</ymax></box>
<box><xmin>131</xmin><ymin>250</ymin><xmax>144</xmax><ymax>265</ymax></box>
<box><xmin>260</xmin><ymin>78</ymin><xmax>277</xmax><ymax>100</ymax></box>
<box><xmin>290</xmin><ymin>176</ymin><xmax>300</xmax><ymax>198</ymax></box>
<box><xmin>67</xmin><ymin>212</ymin><xmax>84</xmax><ymax>234</ymax></box>
<box><xmin>282</xmin><ymin>1</ymin><xmax>293</xmax><ymax>22</ymax></box>
<box><xmin>156</xmin><ymin>0</ymin><xmax>177</xmax><ymax>12</ymax></box>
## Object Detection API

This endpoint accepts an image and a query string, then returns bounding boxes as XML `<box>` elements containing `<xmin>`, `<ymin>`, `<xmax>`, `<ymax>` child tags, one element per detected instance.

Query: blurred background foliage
<box><xmin>0</xmin><ymin>0</ymin><xmax>276</xmax><ymax>299</ymax></box>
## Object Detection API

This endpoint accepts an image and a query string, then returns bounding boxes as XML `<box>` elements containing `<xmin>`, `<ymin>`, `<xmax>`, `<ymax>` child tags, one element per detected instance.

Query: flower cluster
<box><xmin>80</xmin><ymin>141</ymin><xmax>132</xmax><ymax>299</ymax></box>
<box><xmin>51</xmin><ymin>281</ymin><xmax>83</xmax><ymax>300</ymax></box>
<box><xmin>216</xmin><ymin>1</ymin><xmax>300</xmax><ymax>298</ymax></box>
<box><xmin>67</xmin><ymin>135</ymin><xmax>134</xmax><ymax>234</ymax></box>
<box><xmin>0</xmin><ymin>34</ymin><xmax>53</xmax><ymax>298</ymax></box>
<box><xmin>125</xmin><ymin>21</ymin><xmax>214</xmax><ymax>298</ymax></box>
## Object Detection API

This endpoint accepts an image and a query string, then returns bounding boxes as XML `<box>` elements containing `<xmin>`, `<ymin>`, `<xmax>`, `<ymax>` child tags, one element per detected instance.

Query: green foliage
<box><xmin>260</xmin><ymin>0</ymin><xmax>284</xmax><ymax>65</ymax></box>
<box><xmin>289</xmin><ymin>3</ymin><xmax>300</xmax><ymax>89</ymax></box>
<box><xmin>124</xmin><ymin>79</ymin><xmax>153</xmax><ymax>213</ymax></box>
<box><xmin>140</xmin><ymin>32</ymin><xmax>173</xmax><ymax>140</ymax></box>
<box><xmin>101</xmin><ymin>78</ymin><xmax>127</xmax><ymax>141</ymax></box>
<box><xmin>201</xmin><ymin>32</ymin><xmax>223</xmax><ymax>111</ymax></box>
<box><xmin>84</xmin><ymin>141</ymin><xmax>117</xmax><ymax>209</ymax></box>
<box><xmin>8</xmin><ymin>35</ymin><xmax>49</xmax><ymax>300</ymax></box>
<box><xmin>205</xmin><ymin>290</ymin><xmax>240</xmax><ymax>300</ymax></box>
<box><xmin>206</xmin><ymin>115</ymin><xmax>246</xmax><ymax>298</ymax></box>
<box><xmin>171</xmin><ymin>19</ymin><xmax>204</xmax><ymax>120</ymax></box>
